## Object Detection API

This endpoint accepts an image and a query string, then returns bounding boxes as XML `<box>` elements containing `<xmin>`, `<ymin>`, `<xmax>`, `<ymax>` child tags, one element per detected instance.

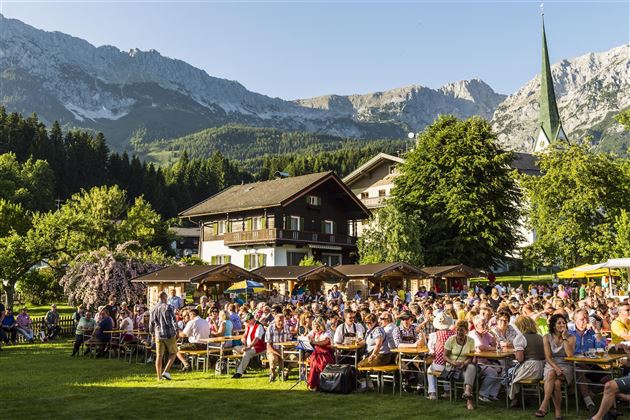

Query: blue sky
<box><xmin>1</xmin><ymin>1</ymin><xmax>628</xmax><ymax>99</ymax></box>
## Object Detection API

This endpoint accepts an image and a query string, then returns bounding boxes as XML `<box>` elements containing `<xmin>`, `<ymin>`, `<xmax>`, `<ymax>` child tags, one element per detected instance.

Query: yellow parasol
<box><xmin>557</xmin><ymin>264</ymin><xmax>620</xmax><ymax>279</ymax></box>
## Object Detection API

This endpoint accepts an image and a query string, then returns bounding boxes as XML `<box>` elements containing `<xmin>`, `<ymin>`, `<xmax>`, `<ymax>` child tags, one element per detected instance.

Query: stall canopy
<box><xmin>335</xmin><ymin>262</ymin><xmax>427</xmax><ymax>279</ymax></box>
<box><xmin>253</xmin><ymin>265</ymin><xmax>348</xmax><ymax>284</ymax></box>
<box><xmin>336</xmin><ymin>262</ymin><xmax>427</xmax><ymax>294</ymax></box>
<box><xmin>131</xmin><ymin>264</ymin><xmax>265</xmax><ymax>286</ymax></box>
<box><xmin>421</xmin><ymin>264</ymin><xmax>480</xmax><ymax>279</ymax></box>
<box><xmin>421</xmin><ymin>264</ymin><xmax>480</xmax><ymax>293</ymax></box>
<box><xmin>557</xmin><ymin>264</ymin><xmax>620</xmax><ymax>279</ymax></box>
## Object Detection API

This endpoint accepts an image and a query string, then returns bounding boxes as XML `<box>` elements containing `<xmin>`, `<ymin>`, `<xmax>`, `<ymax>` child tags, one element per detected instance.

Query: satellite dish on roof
<box><xmin>274</xmin><ymin>171</ymin><xmax>290</xmax><ymax>179</ymax></box>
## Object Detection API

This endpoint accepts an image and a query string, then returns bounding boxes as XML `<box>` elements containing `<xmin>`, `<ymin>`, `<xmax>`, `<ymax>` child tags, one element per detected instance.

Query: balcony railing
<box><xmin>360</xmin><ymin>196</ymin><xmax>389</xmax><ymax>208</ymax></box>
<box><xmin>223</xmin><ymin>228</ymin><xmax>357</xmax><ymax>247</ymax></box>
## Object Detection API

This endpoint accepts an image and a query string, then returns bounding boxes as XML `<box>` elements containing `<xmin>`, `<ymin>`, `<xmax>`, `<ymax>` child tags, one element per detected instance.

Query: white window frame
<box><xmin>289</xmin><ymin>216</ymin><xmax>301</xmax><ymax>231</ymax></box>
<box><xmin>252</xmin><ymin>216</ymin><xmax>263</xmax><ymax>230</ymax></box>
<box><xmin>322</xmin><ymin>253</ymin><xmax>341</xmax><ymax>267</ymax></box>
<box><xmin>323</xmin><ymin>220</ymin><xmax>334</xmax><ymax>234</ymax></box>
<box><xmin>287</xmin><ymin>251</ymin><xmax>308</xmax><ymax>266</ymax></box>
<box><xmin>217</xmin><ymin>220</ymin><xmax>227</xmax><ymax>234</ymax></box>
<box><xmin>306</xmin><ymin>195</ymin><xmax>322</xmax><ymax>206</ymax></box>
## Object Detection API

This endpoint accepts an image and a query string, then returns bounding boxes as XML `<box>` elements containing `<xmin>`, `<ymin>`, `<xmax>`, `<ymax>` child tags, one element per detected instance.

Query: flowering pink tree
<box><xmin>60</xmin><ymin>241</ymin><xmax>169</xmax><ymax>309</ymax></box>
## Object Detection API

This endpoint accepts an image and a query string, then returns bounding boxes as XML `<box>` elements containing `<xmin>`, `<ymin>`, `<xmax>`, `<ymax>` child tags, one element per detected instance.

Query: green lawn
<box><xmin>470</xmin><ymin>273</ymin><xmax>553</xmax><ymax>284</ymax></box>
<box><xmin>24</xmin><ymin>303</ymin><xmax>74</xmax><ymax>318</ymax></box>
<box><xmin>1</xmin><ymin>341</ymin><xmax>570</xmax><ymax>420</ymax></box>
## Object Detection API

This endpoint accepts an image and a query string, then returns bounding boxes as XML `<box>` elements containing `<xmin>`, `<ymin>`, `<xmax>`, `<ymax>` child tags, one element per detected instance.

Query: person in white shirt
<box><xmin>380</xmin><ymin>311</ymin><xmax>401</xmax><ymax>363</ymax></box>
<box><xmin>176</xmin><ymin>308</ymin><xmax>211</xmax><ymax>371</ymax></box>
<box><xmin>333</xmin><ymin>310</ymin><xmax>366</xmax><ymax>345</ymax></box>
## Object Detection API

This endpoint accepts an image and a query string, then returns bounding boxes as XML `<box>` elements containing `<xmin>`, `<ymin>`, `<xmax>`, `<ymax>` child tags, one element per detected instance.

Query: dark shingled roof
<box><xmin>421</xmin><ymin>264</ymin><xmax>480</xmax><ymax>278</ymax></box>
<box><xmin>510</xmin><ymin>152</ymin><xmax>540</xmax><ymax>176</ymax></box>
<box><xmin>252</xmin><ymin>265</ymin><xmax>347</xmax><ymax>282</ymax></box>
<box><xmin>179</xmin><ymin>171</ymin><xmax>367</xmax><ymax>217</ymax></box>
<box><xmin>131</xmin><ymin>264</ymin><xmax>265</xmax><ymax>283</ymax></box>
<box><xmin>336</xmin><ymin>262</ymin><xmax>426</xmax><ymax>278</ymax></box>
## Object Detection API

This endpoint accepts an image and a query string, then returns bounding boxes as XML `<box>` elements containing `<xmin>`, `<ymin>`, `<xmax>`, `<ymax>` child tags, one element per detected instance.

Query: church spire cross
<box><xmin>534</xmin><ymin>13</ymin><xmax>568</xmax><ymax>153</ymax></box>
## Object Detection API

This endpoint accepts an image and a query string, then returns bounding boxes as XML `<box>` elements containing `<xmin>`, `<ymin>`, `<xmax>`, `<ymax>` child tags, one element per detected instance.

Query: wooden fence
<box><xmin>14</xmin><ymin>315</ymin><xmax>75</xmax><ymax>342</ymax></box>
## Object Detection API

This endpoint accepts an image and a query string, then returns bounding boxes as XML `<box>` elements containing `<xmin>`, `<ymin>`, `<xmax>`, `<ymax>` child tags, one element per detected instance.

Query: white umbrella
<box><xmin>603</xmin><ymin>258</ymin><xmax>630</xmax><ymax>268</ymax></box>
<box><xmin>574</xmin><ymin>263</ymin><xmax>607</xmax><ymax>271</ymax></box>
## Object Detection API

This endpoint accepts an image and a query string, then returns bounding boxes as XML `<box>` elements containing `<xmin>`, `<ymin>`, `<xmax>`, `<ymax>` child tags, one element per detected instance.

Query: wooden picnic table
<box><xmin>466</xmin><ymin>350</ymin><xmax>515</xmax><ymax>408</ymax></box>
<box><xmin>466</xmin><ymin>350</ymin><xmax>515</xmax><ymax>359</ymax></box>
<box><xmin>565</xmin><ymin>353</ymin><xmax>626</xmax><ymax>415</ymax></box>
<box><xmin>391</xmin><ymin>346</ymin><xmax>429</xmax><ymax>354</ymax></box>
<box><xmin>392</xmin><ymin>346</ymin><xmax>430</xmax><ymax>396</ymax></box>
<box><xmin>564</xmin><ymin>353</ymin><xmax>625</xmax><ymax>364</ymax></box>
<box><xmin>334</xmin><ymin>342</ymin><xmax>364</xmax><ymax>369</ymax></box>
<box><xmin>197</xmin><ymin>335</ymin><xmax>241</xmax><ymax>343</ymax></box>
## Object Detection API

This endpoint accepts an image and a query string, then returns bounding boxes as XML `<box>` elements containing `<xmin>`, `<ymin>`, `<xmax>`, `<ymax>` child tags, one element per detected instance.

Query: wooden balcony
<box><xmin>223</xmin><ymin>228</ymin><xmax>357</xmax><ymax>247</ymax></box>
<box><xmin>360</xmin><ymin>196</ymin><xmax>389</xmax><ymax>209</ymax></box>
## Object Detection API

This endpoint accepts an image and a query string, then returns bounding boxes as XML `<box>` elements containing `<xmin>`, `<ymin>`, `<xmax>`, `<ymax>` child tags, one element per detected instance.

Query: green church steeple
<box><xmin>534</xmin><ymin>14</ymin><xmax>568</xmax><ymax>152</ymax></box>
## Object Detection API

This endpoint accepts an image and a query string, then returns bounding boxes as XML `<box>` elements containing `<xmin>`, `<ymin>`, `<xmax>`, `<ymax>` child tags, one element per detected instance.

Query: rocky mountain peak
<box><xmin>492</xmin><ymin>44</ymin><xmax>630</xmax><ymax>152</ymax></box>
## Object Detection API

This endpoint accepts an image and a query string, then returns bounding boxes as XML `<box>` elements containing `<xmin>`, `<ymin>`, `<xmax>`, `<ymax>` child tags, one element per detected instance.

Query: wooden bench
<box><xmin>515</xmin><ymin>378</ymin><xmax>542</xmax><ymax>409</ymax></box>
<box><xmin>357</xmin><ymin>365</ymin><xmax>400</xmax><ymax>393</ymax></box>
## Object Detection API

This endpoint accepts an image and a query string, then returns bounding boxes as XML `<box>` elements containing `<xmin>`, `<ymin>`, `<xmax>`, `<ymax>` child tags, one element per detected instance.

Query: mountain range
<box><xmin>1</xmin><ymin>13</ymin><xmax>628</xmax><ymax>154</ymax></box>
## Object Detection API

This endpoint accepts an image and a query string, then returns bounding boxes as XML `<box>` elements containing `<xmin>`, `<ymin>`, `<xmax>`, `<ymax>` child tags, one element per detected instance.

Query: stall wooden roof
<box><xmin>335</xmin><ymin>262</ymin><xmax>427</xmax><ymax>279</ymax></box>
<box><xmin>421</xmin><ymin>264</ymin><xmax>480</xmax><ymax>278</ymax></box>
<box><xmin>252</xmin><ymin>265</ymin><xmax>347</xmax><ymax>283</ymax></box>
<box><xmin>131</xmin><ymin>264</ymin><xmax>265</xmax><ymax>284</ymax></box>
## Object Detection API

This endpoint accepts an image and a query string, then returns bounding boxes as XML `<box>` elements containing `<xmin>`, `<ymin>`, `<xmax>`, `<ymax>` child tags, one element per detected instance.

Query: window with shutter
<box><xmin>244</xmin><ymin>255</ymin><xmax>251</xmax><ymax>269</ymax></box>
<box><xmin>225</xmin><ymin>255</ymin><xmax>231</xmax><ymax>263</ymax></box>
<box><xmin>246</xmin><ymin>218</ymin><xmax>252</xmax><ymax>231</ymax></box>
<box><xmin>211</xmin><ymin>256</ymin><xmax>217</xmax><ymax>265</ymax></box>
<box><xmin>257</xmin><ymin>253</ymin><xmax>266</xmax><ymax>267</ymax></box>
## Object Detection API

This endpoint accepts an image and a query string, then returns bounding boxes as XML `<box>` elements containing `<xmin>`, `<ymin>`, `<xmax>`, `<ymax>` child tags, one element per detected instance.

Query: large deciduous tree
<box><xmin>521</xmin><ymin>145</ymin><xmax>629</xmax><ymax>267</ymax></box>
<box><xmin>357</xmin><ymin>204</ymin><xmax>424</xmax><ymax>266</ymax></box>
<box><xmin>60</xmin><ymin>241</ymin><xmax>168</xmax><ymax>309</ymax></box>
<box><xmin>54</xmin><ymin>185</ymin><xmax>174</xmax><ymax>255</ymax></box>
<box><xmin>392</xmin><ymin>115</ymin><xmax>522</xmax><ymax>268</ymax></box>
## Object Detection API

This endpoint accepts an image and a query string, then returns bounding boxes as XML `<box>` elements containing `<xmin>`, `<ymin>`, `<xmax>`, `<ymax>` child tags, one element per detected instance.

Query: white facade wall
<box><xmin>200</xmin><ymin>239</ymin><xmax>312</xmax><ymax>269</ymax></box>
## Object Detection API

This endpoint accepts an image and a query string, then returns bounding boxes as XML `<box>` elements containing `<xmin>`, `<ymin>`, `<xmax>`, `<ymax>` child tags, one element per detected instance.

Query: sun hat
<box><xmin>433</xmin><ymin>312</ymin><xmax>454</xmax><ymax>330</ymax></box>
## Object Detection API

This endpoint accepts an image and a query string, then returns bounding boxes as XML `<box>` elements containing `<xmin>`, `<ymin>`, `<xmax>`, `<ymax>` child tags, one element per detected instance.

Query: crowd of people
<box><xmin>121</xmin><ymin>279</ymin><xmax>630</xmax><ymax>418</ymax></box>
<box><xmin>6</xmin><ymin>277</ymin><xmax>630</xmax><ymax>420</ymax></box>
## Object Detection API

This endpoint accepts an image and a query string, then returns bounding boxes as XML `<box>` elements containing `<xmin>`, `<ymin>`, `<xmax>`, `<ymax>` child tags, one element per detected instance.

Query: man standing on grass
<box><xmin>150</xmin><ymin>291</ymin><xmax>178</xmax><ymax>381</ymax></box>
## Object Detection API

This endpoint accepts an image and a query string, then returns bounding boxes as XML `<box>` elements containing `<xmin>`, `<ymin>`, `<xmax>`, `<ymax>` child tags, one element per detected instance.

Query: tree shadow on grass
<box><xmin>2</xmin><ymin>342</ymin><xmax>543</xmax><ymax>420</ymax></box>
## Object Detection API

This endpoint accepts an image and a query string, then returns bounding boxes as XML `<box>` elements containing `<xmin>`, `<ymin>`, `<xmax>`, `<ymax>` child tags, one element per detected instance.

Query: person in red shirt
<box><xmin>232</xmin><ymin>313</ymin><xmax>266</xmax><ymax>379</ymax></box>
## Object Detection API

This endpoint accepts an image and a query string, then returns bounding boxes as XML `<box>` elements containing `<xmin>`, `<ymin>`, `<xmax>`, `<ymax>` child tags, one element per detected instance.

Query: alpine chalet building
<box><xmin>180</xmin><ymin>171</ymin><xmax>369</xmax><ymax>269</ymax></box>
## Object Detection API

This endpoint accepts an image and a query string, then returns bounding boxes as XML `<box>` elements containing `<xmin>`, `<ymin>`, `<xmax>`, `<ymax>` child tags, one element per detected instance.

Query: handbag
<box><xmin>439</xmin><ymin>338</ymin><xmax>466</xmax><ymax>381</ymax></box>
<box><xmin>439</xmin><ymin>368</ymin><xmax>462</xmax><ymax>381</ymax></box>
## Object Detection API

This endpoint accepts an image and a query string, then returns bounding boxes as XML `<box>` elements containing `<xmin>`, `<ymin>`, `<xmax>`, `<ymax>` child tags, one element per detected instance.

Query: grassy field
<box><xmin>23</xmin><ymin>303</ymin><xmax>74</xmax><ymax>318</ymax></box>
<box><xmin>470</xmin><ymin>273</ymin><xmax>553</xmax><ymax>284</ymax></box>
<box><xmin>0</xmin><ymin>341</ymin><xmax>559</xmax><ymax>420</ymax></box>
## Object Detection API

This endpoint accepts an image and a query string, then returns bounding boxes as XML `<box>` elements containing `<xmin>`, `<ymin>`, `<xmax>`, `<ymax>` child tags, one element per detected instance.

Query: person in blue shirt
<box><xmin>2</xmin><ymin>307</ymin><xmax>17</xmax><ymax>344</ymax></box>
<box><xmin>568</xmin><ymin>308</ymin><xmax>609</xmax><ymax>414</ymax></box>
<box><xmin>85</xmin><ymin>307</ymin><xmax>114</xmax><ymax>357</ymax></box>
<box><xmin>168</xmin><ymin>289</ymin><xmax>183</xmax><ymax>310</ymax></box>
